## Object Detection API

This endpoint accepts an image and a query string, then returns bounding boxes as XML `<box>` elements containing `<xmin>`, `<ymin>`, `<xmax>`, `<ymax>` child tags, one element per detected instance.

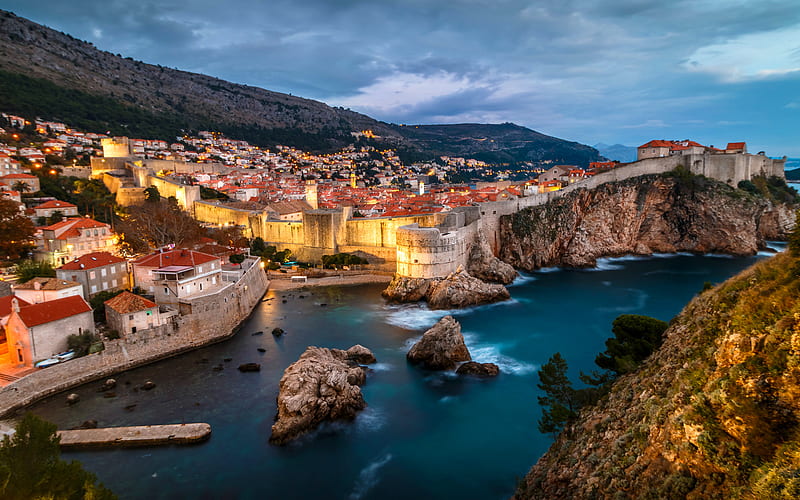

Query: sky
<box><xmin>5</xmin><ymin>0</ymin><xmax>800</xmax><ymax>156</ymax></box>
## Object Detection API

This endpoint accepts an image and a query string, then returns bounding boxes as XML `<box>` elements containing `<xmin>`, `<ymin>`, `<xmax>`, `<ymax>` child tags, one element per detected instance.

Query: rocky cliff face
<box><xmin>270</xmin><ymin>345</ymin><xmax>375</xmax><ymax>445</ymax></box>
<box><xmin>500</xmin><ymin>175</ymin><xmax>795</xmax><ymax>270</ymax></box>
<box><xmin>515</xmin><ymin>250</ymin><xmax>800</xmax><ymax>499</ymax></box>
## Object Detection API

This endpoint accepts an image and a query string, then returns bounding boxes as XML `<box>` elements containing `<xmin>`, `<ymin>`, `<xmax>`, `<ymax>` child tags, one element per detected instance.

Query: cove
<box><xmin>27</xmin><ymin>252</ymin><xmax>778</xmax><ymax>499</ymax></box>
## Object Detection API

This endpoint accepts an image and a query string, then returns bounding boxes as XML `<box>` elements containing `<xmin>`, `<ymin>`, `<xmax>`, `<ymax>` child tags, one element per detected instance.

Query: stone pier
<box><xmin>57</xmin><ymin>423</ymin><xmax>211</xmax><ymax>449</ymax></box>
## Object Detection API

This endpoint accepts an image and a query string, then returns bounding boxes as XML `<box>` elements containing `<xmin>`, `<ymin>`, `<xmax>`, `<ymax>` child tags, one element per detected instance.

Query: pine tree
<box><xmin>537</xmin><ymin>352</ymin><xmax>578</xmax><ymax>435</ymax></box>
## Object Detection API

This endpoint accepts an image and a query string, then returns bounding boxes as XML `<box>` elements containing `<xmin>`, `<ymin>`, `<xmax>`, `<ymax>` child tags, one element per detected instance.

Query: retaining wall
<box><xmin>0</xmin><ymin>258</ymin><xmax>269</xmax><ymax>418</ymax></box>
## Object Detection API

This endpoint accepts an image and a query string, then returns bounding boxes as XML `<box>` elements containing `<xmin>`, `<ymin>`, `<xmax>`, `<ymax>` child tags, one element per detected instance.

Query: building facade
<box><xmin>56</xmin><ymin>252</ymin><xmax>129</xmax><ymax>297</ymax></box>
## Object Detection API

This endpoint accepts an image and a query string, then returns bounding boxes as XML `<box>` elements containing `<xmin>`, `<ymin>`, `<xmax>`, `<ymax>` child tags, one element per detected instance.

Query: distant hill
<box><xmin>784</xmin><ymin>167</ymin><xmax>800</xmax><ymax>181</ymax></box>
<box><xmin>783</xmin><ymin>158</ymin><xmax>800</xmax><ymax>171</ymax></box>
<box><xmin>593</xmin><ymin>142</ymin><xmax>638</xmax><ymax>163</ymax></box>
<box><xmin>0</xmin><ymin>10</ymin><xmax>601</xmax><ymax>166</ymax></box>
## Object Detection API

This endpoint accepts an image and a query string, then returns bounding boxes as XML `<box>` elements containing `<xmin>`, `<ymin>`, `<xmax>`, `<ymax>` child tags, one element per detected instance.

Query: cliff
<box><xmin>500</xmin><ymin>174</ymin><xmax>795</xmax><ymax>270</ymax></box>
<box><xmin>515</xmin><ymin>249</ymin><xmax>800</xmax><ymax>499</ymax></box>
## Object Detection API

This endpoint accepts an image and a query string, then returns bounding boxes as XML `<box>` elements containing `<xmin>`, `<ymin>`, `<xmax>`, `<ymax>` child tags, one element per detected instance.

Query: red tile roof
<box><xmin>639</xmin><ymin>140</ymin><xmax>674</xmax><ymax>148</ymax></box>
<box><xmin>133</xmin><ymin>249</ymin><xmax>218</xmax><ymax>268</ymax></box>
<box><xmin>0</xmin><ymin>173</ymin><xmax>36</xmax><ymax>179</ymax></box>
<box><xmin>33</xmin><ymin>200</ymin><xmax>77</xmax><ymax>210</ymax></box>
<box><xmin>58</xmin><ymin>251</ymin><xmax>125</xmax><ymax>270</ymax></box>
<box><xmin>0</xmin><ymin>296</ymin><xmax>30</xmax><ymax>318</ymax></box>
<box><xmin>726</xmin><ymin>142</ymin><xmax>746</xmax><ymax>150</ymax></box>
<box><xmin>16</xmin><ymin>295</ymin><xmax>91</xmax><ymax>327</ymax></box>
<box><xmin>104</xmin><ymin>291</ymin><xmax>157</xmax><ymax>314</ymax></box>
<box><xmin>41</xmin><ymin>217</ymin><xmax>108</xmax><ymax>232</ymax></box>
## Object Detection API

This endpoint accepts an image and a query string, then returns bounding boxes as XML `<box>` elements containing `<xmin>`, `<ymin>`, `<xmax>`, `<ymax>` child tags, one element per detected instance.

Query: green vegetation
<box><xmin>67</xmin><ymin>331</ymin><xmax>103</xmax><ymax>357</ymax></box>
<box><xmin>595</xmin><ymin>314</ymin><xmax>668</xmax><ymax>376</ymax></box>
<box><xmin>664</xmin><ymin>165</ymin><xmax>711</xmax><ymax>193</ymax></box>
<box><xmin>321</xmin><ymin>252</ymin><xmax>368</xmax><ymax>269</ymax></box>
<box><xmin>13</xmin><ymin>260</ymin><xmax>55</xmax><ymax>283</ymax></box>
<box><xmin>742</xmin><ymin>175</ymin><xmax>800</xmax><ymax>204</ymax></box>
<box><xmin>250</xmin><ymin>239</ymin><xmax>292</xmax><ymax>268</ymax></box>
<box><xmin>0</xmin><ymin>413</ymin><xmax>116</xmax><ymax>499</ymax></box>
<box><xmin>537</xmin><ymin>314</ymin><xmax>667</xmax><ymax>435</ymax></box>
<box><xmin>229</xmin><ymin>253</ymin><xmax>245</xmax><ymax>268</ymax></box>
<box><xmin>200</xmin><ymin>185</ymin><xmax>229</xmax><ymax>200</ymax></box>
<box><xmin>537</xmin><ymin>353</ymin><xmax>578</xmax><ymax>436</ymax></box>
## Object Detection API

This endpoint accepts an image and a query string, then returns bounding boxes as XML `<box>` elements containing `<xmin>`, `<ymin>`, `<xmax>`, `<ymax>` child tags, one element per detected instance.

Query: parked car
<box><xmin>34</xmin><ymin>350</ymin><xmax>76</xmax><ymax>368</ymax></box>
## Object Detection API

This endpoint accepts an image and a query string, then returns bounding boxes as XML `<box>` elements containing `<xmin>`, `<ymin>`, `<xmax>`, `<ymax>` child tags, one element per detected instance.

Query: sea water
<box><xmin>28</xmin><ymin>252</ymin><xmax>776</xmax><ymax>499</ymax></box>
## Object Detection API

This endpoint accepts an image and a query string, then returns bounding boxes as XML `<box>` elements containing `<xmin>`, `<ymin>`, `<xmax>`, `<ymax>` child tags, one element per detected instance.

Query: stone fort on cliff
<box><xmin>92</xmin><ymin>137</ymin><xmax>786</xmax><ymax>280</ymax></box>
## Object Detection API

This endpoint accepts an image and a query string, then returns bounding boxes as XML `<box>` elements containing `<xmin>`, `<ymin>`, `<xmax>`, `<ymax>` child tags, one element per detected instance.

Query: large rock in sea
<box><xmin>407</xmin><ymin>315</ymin><xmax>471</xmax><ymax>370</ymax></box>
<box><xmin>382</xmin><ymin>268</ymin><xmax>510</xmax><ymax>310</ymax></box>
<box><xmin>426</xmin><ymin>269</ymin><xmax>510</xmax><ymax>309</ymax></box>
<box><xmin>270</xmin><ymin>345</ymin><xmax>376</xmax><ymax>445</ymax></box>
<box><xmin>456</xmin><ymin>361</ymin><xmax>500</xmax><ymax>377</ymax></box>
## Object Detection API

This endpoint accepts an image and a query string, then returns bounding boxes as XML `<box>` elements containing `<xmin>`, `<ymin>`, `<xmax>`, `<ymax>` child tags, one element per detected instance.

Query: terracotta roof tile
<box><xmin>104</xmin><ymin>291</ymin><xmax>157</xmax><ymax>314</ymax></box>
<box><xmin>0</xmin><ymin>296</ymin><xmax>30</xmax><ymax>318</ymax></box>
<box><xmin>16</xmin><ymin>295</ymin><xmax>91</xmax><ymax>327</ymax></box>
<box><xmin>58</xmin><ymin>252</ymin><xmax>126</xmax><ymax>270</ymax></box>
<box><xmin>133</xmin><ymin>249</ymin><xmax>218</xmax><ymax>268</ymax></box>
<box><xmin>13</xmin><ymin>277</ymin><xmax>81</xmax><ymax>291</ymax></box>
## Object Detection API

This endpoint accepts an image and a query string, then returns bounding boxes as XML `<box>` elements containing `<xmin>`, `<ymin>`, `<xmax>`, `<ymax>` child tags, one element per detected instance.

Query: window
<box><xmin>198</xmin><ymin>265</ymin><xmax>203</xmax><ymax>273</ymax></box>
<box><xmin>200</xmin><ymin>283</ymin><xmax>203</xmax><ymax>291</ymax></box>
<box><xmin>164</xmin><ymin>287</ymin><xmax>169</xmax><ymax>295</ymax></box>
<box><xmin>91</xmin><ymin>285</ymin><xmax>97</xmax><ymax>293</ymax></box>
<box><xmin>112</xmin><ymin>279</ymin><xmax>118</xmax><ymax>287</ymax></box>
<box><xmin>89</xmin><ymin>271</ymin><xmax>96</xmax><ymax>279</ymax></box>
<box><xmin>111</xmin><ymin>266</ymin><xmax>116</xmax><ymax>274</ymax></box>
<box><xmin>102</xmin><ymin>282</ymin><xmax>108</xmax><ymax>290</ymax></box>
<box><xmin>101</xmin><ymin>268</ymin><xmax>107</xmax><ymax>277</ymax></box>
<box><xmin>129</xmin><ymin>315</ymin><xmax>134</xmax><ymax>320</ymax></box>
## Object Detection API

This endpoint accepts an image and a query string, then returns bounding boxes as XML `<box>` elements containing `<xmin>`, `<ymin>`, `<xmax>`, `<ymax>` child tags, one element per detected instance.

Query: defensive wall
<box><xmin>0</xmin><ymin>257</ymin><xmax>268</xmax><ymax>418</ymax></box>
<box><xmin>194</xmin><ymin>201</ymin><xmax>258</xmax><ymax>237</ymax></box>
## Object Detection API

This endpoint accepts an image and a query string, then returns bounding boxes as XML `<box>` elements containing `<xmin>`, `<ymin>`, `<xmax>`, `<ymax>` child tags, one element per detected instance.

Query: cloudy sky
<box><xmin>6</xmin><ymin>0</ymin><xmax>800</xmax><ymax>155</ymax></box>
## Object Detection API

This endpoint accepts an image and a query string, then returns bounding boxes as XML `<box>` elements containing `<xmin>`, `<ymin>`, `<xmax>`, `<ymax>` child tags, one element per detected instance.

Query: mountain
<box><xmin>0</xmin><ymin>10</ymin><xmax>601</xmax><ymax>165</ymax></box>
<box><xmin>593</xmin><ymin>142</ymin><xmax>638</xmax><ymax>163</ymax></box>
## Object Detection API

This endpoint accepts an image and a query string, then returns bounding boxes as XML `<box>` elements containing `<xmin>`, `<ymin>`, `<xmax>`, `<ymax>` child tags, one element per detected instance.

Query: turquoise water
<box><xmin>28</xmin><ymin>251</ymin><xmax>780</xmax><ymax>499</ymax></box>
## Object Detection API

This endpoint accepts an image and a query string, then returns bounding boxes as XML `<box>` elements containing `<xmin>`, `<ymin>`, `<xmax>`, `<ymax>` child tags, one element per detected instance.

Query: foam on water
<box><xmin>383</xmin><ymin>304</ymin><xmax>455</xmax><ymax>330</ymax></box>
<box><xmin>766</xmin><ymin>241</ymin><xmax>788</xmax><ymax>252</ymax></box>
<box><xmin>463</xmin><ymin>333</ymin><xmax>537</xmax><ymax>375</ymax></box>
<box><xmin>535</xmin><ymin>266</ymin><xmax>562</xmax><ymax>273</ymax></box>
<box><xmin>349</xmin><ymin>453</ymin><xmax>393</xmax><ymax>500</ymax></box>
<box><xmin>355</xmin><ymin>407</ymin><xmax>387</xmax><ymax>433</ymax></box>
<box><xmin>369</xmin><ymin>363</ymin><xmax>393</xmax><ymax>372</ymax></box>
<box><xmin>509</xmin><ymin>272</ymin><xmax>536</xmax><ymax>286</ymax></box>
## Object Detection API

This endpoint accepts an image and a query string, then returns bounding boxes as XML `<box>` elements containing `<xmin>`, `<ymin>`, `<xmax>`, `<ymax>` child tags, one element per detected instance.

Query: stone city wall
<box><xmin>395</xmin><ymin>220</ymin><xmax>479</xmax><ymax>278</ymax></box>
<box><xmin>0</xmin><ymin>258</ymin><xmax>268</xmax><ymax>418</ymax></box>
<box><xmin>194</xmin><ymin>201</ymin><xmax>258</xmax><ymax>236</ymax></box>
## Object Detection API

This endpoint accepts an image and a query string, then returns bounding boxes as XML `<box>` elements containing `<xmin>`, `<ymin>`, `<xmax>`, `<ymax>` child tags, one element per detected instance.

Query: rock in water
<box><xmin>456</xmin><ymin>361</ymin><xmax>500</xmax><ymax>377</ymax></box>
<box><xmin>238</xmin><ymin>363</ymin><xmax>261</xmax><ymax>372</ymax></box>
<box><xmin>382</xmin><ymin>268</ymin><xmax>510</xmax><ymax>310</ymax></box>
<box><xmin>141</xmin><ymin>380</ymin><xmax>156</xmax><ymax>390</ymax></box>
<box><xmin>426</xmin><ymin>269</ymin><xmax>510</xmax><ymax>309</ymax></box>
<box><xmin>270</xmin><ymin>345</ymin><xmax>376</xmax><ymax>445</ymax></box>
<box><xmin>407</xmin><ymin>316</ymin><xmax>471</xmax><ymax>370</ymax></box>
<box><xmin>98</xmin><ymin>378</ymin><xmax>116</xmax><ymax>392</ymax></box>
<box><xmin>66</xmin><ymin>393</ymin><xmax>80</xmax><ymax>405</ymax></box>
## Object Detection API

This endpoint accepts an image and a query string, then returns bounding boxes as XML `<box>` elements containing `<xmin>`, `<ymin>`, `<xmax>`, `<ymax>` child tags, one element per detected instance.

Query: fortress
<box><xmin>93</xmin><ymin>138</ymin><xmax>786</xmax><ymax>280</ymax></box>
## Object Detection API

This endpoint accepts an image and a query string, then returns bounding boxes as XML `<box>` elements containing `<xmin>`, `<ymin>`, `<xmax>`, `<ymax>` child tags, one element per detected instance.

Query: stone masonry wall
<box><xmin>0</xmin><ymin>257</ymin><xmax>269</xmax><ymax>418</ymax></box>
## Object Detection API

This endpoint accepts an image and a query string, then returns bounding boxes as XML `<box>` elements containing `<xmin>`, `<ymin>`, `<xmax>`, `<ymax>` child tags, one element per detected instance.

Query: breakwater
<box><xmin>58</xmin><ymin>423</ymin><xmax>211</xmax><ymax>449</ymax></box>
<box><xmin>0</xmin><ymin>257</ymin><xmax>268</xmax><ymax>418</ymax></box>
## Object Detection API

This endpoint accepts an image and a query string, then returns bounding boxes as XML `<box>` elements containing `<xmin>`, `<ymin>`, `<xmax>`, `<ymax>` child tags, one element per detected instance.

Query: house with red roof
<box><xmin>104</xmin><ymin>291</ymin><xmax>176</xmax><ymax>336</ymax></box>
<box><xmin>726</xmin><ymin>142</ymin><xmax>747</xmax><ymax>154</ymax></box>
<box><xmin>31</xmin><ymin>200</ymin><xmax>79</xmax><ymax>221</ymax></box>
<box><xmin>56</xmin><ymin>251</ymin><xmax>130</xmax><ymax>297</ymax></box>
<box><xmin>4</xmin><ymin>295</ymin><xmax>93</xmax><ymax>367</ymax></box>
<box><xmin>131</xmin><ymin>248</ymin><xmax>222</xmax><ymax>306</ymax></box>
<box><xmin>38</xmin><ymin>217</ymin><xmax>117</xmax><ymax>265</ymax></box>
<box><xmin>0</xmin><ymin>173</ymin><xmax>39</xmax><ymax>193</ymax></box>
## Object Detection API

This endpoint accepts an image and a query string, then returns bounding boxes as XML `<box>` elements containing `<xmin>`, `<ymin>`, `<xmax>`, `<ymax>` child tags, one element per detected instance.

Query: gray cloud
<box><xmin>4</xmin><ymin>0</ymin><xmax>800</xmax><ymax>155</ymax></box>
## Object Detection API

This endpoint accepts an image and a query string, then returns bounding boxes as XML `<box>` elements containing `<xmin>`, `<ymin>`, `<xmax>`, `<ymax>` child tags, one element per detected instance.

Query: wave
<box><xmin>509</xmin><ymin>272</ymin><xmax>536</xmax><ymax>286</ymax></box>
<box><xmin>765</xmin><ymin>241</ymin><xmax>788</xmax><ymax>252</ymax></box>
<box><xmin>383</xmin><ymin>305</ymin><xmax>455</xmax><ymax>330</ymax></box>
<box><xmin>463</xmin><ymin>333</ymin><xmax>537</xmax><ymax>375</ymax></box>
<box><xmin>535</xmin><ymin>266</ymin><xmax>562</xmax><ymax>273</ymax></box>
<box><xmin>355</xmin><ymin>407</ymin><xmax>387</xmax><ymax>433</ymax></box>
<box><xmin>349</xmin><ymin>453</ymin><xmax>393</xmax><ymax>500</ymax></box>
<box><xmin>369</xmin><ymin>363</ymin><xmax>393</xmax><ymax>372</ymax></box>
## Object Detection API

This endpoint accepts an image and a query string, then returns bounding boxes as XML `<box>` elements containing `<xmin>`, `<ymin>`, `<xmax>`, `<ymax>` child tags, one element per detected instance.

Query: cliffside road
<box><xmin>267</xmin><ymin>273</ymin><xmax>392</xmax><ymax>291</ymax></box>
